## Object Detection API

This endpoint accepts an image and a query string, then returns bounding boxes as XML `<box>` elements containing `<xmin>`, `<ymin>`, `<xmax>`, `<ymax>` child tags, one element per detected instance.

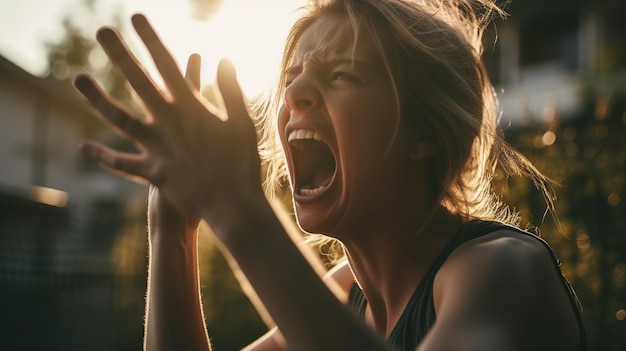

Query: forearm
<box><xmin>206</xmin><ymin>195</ymin><xmax>390</xmax><ymax>351</ymax></box>
<box><xmin>145</xmin><ymin>226</ymin><xmax>210</xmax><ymax>351</ymax></box>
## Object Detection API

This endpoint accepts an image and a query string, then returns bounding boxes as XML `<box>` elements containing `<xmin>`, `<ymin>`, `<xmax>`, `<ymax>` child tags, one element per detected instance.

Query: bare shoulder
<box><xmin>430</xmin><ymin>228</ymin><xmax>583</xmax><ymax>350</ymax></box>
<box><xmin>442</xmin><ymin>228</ymin><xmax>552</xmax><ymax>276</ymax></box>
<box><xmin>435</xmin><ymin>227</ymin><xmax>558</xmax><ymax>309</ymax></box>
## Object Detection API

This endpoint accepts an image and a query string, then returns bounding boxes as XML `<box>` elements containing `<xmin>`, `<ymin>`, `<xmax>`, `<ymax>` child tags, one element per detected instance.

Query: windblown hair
<box><xmin>256</xmin><ymin>0</ymin><xmax>555</xmax><ymax>231</ymax></box>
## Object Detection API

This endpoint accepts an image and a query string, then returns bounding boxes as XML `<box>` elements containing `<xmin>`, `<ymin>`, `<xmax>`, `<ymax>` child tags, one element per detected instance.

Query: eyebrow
<box><xmin>285</xmin><ymin>57</ymin><xmax>372</xmax><ymax>76</ymax></box>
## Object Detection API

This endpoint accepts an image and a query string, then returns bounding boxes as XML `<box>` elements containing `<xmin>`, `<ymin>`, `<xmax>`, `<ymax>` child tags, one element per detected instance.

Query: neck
<box><xmin>341</xmin><ymin>207</ymin><xmax>463</xmax><ymax>337</ymax></box>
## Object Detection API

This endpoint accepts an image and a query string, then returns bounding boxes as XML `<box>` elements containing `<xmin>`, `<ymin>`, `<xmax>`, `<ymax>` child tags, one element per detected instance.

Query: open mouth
<box><xmin>288</xmin><ymin>129</ymin><xmax>336</xmax><ymax>197</ymax></box>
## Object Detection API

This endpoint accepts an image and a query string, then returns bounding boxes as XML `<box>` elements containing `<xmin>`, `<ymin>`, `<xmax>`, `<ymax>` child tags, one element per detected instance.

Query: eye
<box><xmin>330</xmin><ymin>71</ymin><xmax>358</xmax><ymax>82</ymax></box>
<box><xmin>329</xmin><ymin>71</ymin><xmax>362</xmax><ymax>84</ymax></box>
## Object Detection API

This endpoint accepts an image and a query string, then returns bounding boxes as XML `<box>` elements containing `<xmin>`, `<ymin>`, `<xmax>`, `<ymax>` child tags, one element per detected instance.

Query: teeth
<box><xmin>288</xmin><ymin>128</ymin><xmax>332</xmax><ymax>197</ymax></box>
<box><xmin>288</xmin><ymin>129</ymin><xmax>322</xmax><ymax>143</ymax></box>
<box><xmin>300</xmin><ymin>184</ymin><xmax>328</xmax><ymax>196</ymax></box>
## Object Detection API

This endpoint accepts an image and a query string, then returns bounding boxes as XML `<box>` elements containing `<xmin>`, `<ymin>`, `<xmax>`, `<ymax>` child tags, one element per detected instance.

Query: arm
<box><xmin>420</xmin><ymin>231</ymin><xmax>582</xmax><ymax>351</ymax></box>
<box><xmin>141</xmin><ymin>55</ymin><xmax>211</xmax><ymax>351</ymax></box>
<box><xmin>144</xmin><ymin>189</ymin><xmax>333</xmax><ymax>351</ymax></box>
<box><xmin>241</xmin><ymin>259</ymin><xmax>355</xmax><ymax>351</ymax></box>
<box><xmin>144</xmin><ymin>187</ymin><xmax>366</xmax><ymax>351</ymax></box>
<box><xmin>76</xmin><ymin>15</ymin><xmax>390</xmax><ymax>351</ymax></box>
<box><xmin>207</xmin><ymin>194</ymin><xmax>387</xmax><ymax>351</ymax></box>
<box><xmin>145</xmin><ymin>186</ymin><xmax>210</xmax><ymax>351</ymax></box>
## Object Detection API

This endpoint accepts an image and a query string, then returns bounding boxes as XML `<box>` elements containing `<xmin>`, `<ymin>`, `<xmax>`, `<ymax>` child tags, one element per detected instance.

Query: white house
<box><xmin>0</xmin><ymin>51</ymin><xmax>151</xmax><ymax>276</ymax></box>
<box><xmin>486</xmin><ymin>0</ymin><xmax>626</xmax><ymax>125</ymax></box>
<box><xmin>0</xmin><ymin>54</ymin><xmax>146</xmax><ymax>204</ymax></box>
<box><xmin>0</xmin><ymin>53</ymin><xmax>148</xmax><ymax>349</ymax></box>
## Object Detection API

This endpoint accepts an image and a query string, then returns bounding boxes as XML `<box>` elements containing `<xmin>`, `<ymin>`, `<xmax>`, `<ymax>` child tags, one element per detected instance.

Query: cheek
<box><xmin>336</xmin><ymin>99</ymin><xmax>397</xmax><ymax>151</ymax></box>
<box><xmin>277</xmin><ymin>105</ymin><xmax>290</xmax><ymax>146</ymax></box>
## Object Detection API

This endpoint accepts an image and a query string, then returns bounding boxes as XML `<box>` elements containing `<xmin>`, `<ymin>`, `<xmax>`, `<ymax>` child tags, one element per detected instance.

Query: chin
<box><xmin>293</xmin><ymin>207</ymin><xmax>339</xmax><ymax>236</ymax></box>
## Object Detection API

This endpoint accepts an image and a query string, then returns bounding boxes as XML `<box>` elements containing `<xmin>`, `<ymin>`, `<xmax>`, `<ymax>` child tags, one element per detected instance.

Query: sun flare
<box><xmin>126</xmin><ymin>0</ymin><xmax>306</xmax><ymax>99</ymax></box>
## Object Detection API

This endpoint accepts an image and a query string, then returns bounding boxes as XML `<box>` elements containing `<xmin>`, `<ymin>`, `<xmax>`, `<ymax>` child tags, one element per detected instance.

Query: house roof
<box><xmin>0</xmin><ymin>53</ymin><xmax>98</xmax><ymax>116</ymax></box>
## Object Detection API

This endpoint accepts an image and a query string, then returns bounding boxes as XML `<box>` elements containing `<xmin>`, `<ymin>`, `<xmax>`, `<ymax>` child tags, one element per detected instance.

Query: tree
<box><xmin>498</xmin><ymin>90</ymin><xmax>626</xmax><ymax>351</ymax></box>
<box><xmin>45</xmin><ymin>0</ymin><xmax>134</xmax><ymax>109</ymax></box>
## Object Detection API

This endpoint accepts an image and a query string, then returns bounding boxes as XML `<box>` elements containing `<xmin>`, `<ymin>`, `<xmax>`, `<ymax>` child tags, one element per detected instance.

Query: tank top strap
<box><xmin>348</xmin><ymin>281</ymin><xmax>367</xmax><ymax>318</ymax></box>
<box><xmin>347</xmin><ymin>220</ymin><xmax>587</xmax><ymax>350</ymax></box>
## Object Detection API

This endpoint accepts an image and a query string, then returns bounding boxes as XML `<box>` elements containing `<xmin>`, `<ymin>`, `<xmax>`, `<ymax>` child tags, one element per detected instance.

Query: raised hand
<box><xmin>147</xmin><ymin>54</ymin><xmax>202</xmax><ymax>234</ymax></box>
<box><xmin>75</xmin><ymin>14</ymin><xmax>262</xmax><ymax>223</ymax></box>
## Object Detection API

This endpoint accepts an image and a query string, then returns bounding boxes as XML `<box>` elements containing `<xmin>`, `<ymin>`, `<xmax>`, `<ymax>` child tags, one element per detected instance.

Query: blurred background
<box><xmin>0</xmin><ymin>0</ymin><xmax>624</xmax><ymax>350</ymax></box>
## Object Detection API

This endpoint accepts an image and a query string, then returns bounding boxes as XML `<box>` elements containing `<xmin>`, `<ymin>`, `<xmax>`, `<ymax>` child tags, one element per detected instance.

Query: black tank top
<box><xmin>347</xmin><ymin>220</ymin><xmax>587</xmax><ymax>350</ymax></box>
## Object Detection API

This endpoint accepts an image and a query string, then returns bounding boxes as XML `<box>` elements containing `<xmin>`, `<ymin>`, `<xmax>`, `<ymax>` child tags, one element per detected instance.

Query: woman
<box><xmin>75</xmin><ymin>0</ymin><xmax>586</xmax><ymax>350</ymax></box>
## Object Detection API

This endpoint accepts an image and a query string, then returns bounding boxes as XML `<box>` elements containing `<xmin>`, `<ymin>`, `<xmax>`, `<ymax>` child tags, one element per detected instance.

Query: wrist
<box><xmin>149</xmin><ymin>219</ymin><xmax>199</xmax><ymax>246</ymax></box>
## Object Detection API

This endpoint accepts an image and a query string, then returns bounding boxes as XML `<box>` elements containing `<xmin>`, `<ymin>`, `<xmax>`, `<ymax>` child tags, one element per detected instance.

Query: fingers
<box><xmin>80</xmin><ymin>141</ymin><xmax>149</xmax><ymax>181</ymax></box>
<box><xmin>74</xmin><ymin>74</ymin><xmax>150</xmax><ymax>140</ymax></box>
<box><xmin>96</xmin><ymin>26</ymin><xmax>164</xmax><ymax>106</ymax></box>
<box><xmin>217</xmin><ymin>59</ymin><xmax>250</xmax><ymax>125</ymax></box>
<box><xmin>185</xmin><ymin>54</ymin><xmax>202</xmax><ymax>91</ymax></box>
<box><xmin>131</xmin><ymin>14</ymin><xmax>189</xmax><ymax>99</ymax></box>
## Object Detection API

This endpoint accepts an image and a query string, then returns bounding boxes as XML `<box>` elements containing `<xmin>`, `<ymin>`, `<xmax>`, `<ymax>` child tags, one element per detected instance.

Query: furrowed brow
<box><xmin>326</xmin><ymin>57</ymin><xmax>370</xmax><ymax>69</ymax></box>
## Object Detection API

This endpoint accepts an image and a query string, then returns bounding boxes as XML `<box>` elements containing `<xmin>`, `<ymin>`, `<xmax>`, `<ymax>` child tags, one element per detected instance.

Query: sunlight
<box><xmin>203</xmin><ymin>2</ymin><xmax>305</xmax><ymax>98</ymax></box>
<box><xmin>126</xmin><ymin>0</ymin><xmax>306</xmax><ymax>99</ymax></box>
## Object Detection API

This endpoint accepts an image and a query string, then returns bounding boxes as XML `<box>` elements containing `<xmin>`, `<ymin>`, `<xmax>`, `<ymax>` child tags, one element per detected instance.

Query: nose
<box><xmin>284</xmin><ymin>76</ymin><xmax>322</xmax><ymax>112</ymax></box>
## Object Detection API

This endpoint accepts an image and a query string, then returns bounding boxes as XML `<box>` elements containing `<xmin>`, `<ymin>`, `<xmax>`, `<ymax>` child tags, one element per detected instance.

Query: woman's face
<box><xmin>278</xmin><ymin>14</ymin><xmax>417</xmax><ymax>236</ymax></box>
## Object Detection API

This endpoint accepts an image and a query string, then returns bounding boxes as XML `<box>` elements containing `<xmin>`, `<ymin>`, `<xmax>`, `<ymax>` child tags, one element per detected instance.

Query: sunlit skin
<box><xmin>276</xmin><ymin>19</ymin><xmax>585</xmax><ymax>336</ymax></box>
<box><xmin>279</xmin><ymin>15</ymin><xmax>429</xmax><ymax>237</ymax></box>
<box><xmin>75</xmin><ymin>8</ymin><xmax>584</xmax><ymax>351</ymax></box>
<box><xmin>278</xmin><ymin>15</ymin><xmax>468</xmax><ymax>336</ymax></box>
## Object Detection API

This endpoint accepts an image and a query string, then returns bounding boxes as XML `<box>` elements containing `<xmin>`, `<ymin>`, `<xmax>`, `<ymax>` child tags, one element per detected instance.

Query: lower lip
<box><xmin>294</xmin><ymin>175</ymin><xmax>335</xmax><ymax>203</ymax></box>
<box><xmin>299</xmin><ymin>184</ymin><xmax>328</xmax><ymax>196</ymax></box>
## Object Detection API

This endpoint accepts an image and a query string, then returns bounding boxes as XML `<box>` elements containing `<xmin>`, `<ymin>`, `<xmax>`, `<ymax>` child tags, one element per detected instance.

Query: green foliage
<box><xmin>500</xmin><ymin>91</ymin><xmax>626</xmax><ymax>350</ymax></box>
<box><xmin>45</xmin><ymin>0</ymin><xmax>134</xmax><ymax>110</ymax></box>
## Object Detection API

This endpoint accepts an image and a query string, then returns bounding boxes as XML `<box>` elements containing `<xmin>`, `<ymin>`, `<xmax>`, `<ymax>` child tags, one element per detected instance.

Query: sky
<box><xmin>0</xmin><ymin>0</ymin><xmax>306</xmax><ymax>97</ymax></box>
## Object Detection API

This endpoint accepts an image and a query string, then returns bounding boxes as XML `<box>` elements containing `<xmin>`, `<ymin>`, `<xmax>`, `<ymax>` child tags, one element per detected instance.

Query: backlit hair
<box><xmin>256</xmin><ymin>0</ymin><xmax>555</xmax><ymax>230</ymax></box>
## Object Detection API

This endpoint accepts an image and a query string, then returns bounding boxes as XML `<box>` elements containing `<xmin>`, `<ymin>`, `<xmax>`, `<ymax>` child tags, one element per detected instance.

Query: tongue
<box><xmin>308</xmin><ymin>158</ymin><xmax>334</xmax><ymax>189</ymax></box>
<box><xmin>295</xmin><ymin>140</ymin><xmax>335</xmax><ymax>190</ymax></box>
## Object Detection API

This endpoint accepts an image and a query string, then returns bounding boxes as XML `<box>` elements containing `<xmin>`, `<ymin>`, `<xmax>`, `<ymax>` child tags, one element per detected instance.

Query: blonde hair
<box><xmin>256</xmin><ymin>0</ymin><xmax>555</xmax><ymax>232</ymax></box>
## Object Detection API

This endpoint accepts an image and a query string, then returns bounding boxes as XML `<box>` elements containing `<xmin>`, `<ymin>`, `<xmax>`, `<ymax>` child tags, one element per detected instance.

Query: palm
<box><xmin>75</xmin><ymin>15</ymin><xmax>262</xmax><ymax>223</ymax></box>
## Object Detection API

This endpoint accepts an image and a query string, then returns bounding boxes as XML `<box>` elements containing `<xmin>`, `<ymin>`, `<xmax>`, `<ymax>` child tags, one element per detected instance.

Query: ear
<box><xmin>409</xmin><ymin>137</ymin><xmax>436</xmax><ymax>160</ymax></box>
